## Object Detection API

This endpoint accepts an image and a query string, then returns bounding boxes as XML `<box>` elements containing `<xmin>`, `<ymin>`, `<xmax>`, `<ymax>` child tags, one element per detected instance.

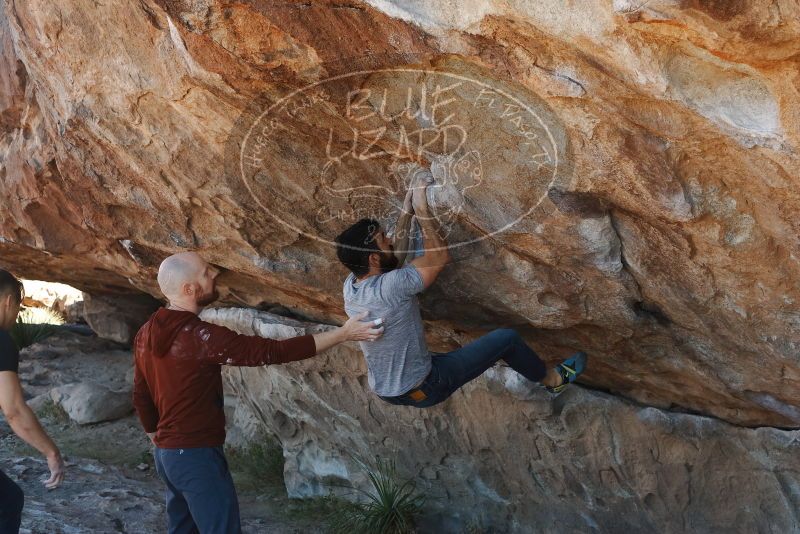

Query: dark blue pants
<box><xmin>153</xmin><ymin>446</ymin><xmax>241</xmax><ymax>534</ymax></box>
<box><xmin>0</xmin><ymin>469</ymin><xmax>23</xmax><ymax>534</ymax></box>
<box><xmin>381</xmin><ymin>328</ymin><xmax>548</xmax><ymax>408</ymax></box>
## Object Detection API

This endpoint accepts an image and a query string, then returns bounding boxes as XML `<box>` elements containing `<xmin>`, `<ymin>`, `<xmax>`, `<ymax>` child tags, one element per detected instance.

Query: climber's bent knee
<box><xmin>489</xmin><ymin>328</ymin><xmax>522</xmax><ymax>344</ymax></box>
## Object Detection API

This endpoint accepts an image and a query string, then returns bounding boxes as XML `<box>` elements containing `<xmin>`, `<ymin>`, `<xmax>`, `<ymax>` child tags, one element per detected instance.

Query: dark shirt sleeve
<box><xmin>131</xmin><ymin>330</ymin><xmax>159</xmax><ymax>433</ymax></box>
<box><xmin>132</xmin><ymin>357</ymin><xmax>159</xmax><ymax>433</ymax></box>
<box><xmin>0</xmin><ymin>330</ymin><xmax>19</xmax><ymax>373</ymax></box>
<box><xmin>192</xmin><ymin>320</ymin><xmax>317</xmax><ymax>367</ymax></box>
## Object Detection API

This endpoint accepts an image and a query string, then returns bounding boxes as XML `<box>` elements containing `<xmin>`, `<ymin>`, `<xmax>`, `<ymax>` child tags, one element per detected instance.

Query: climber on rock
<box><xmin>132</xmin><ymin>251</ymin><xmax>383</xmax><ymax>534</ymax></box>
<box><xmin>0</xmin><ymin>270</ymin><xmax>66</xmax><ymax>534</ymax></box>
<box><xmin>335</xmin><ymin>166</ymin><xmax>587</xmax><ymax>408</ymax></box>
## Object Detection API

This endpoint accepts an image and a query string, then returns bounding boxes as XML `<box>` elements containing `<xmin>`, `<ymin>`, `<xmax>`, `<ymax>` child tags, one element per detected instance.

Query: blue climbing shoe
<box><xmin>546</xmin><ymin>351</ymin><xmax>587</xmax><ymax>394</ymax></box>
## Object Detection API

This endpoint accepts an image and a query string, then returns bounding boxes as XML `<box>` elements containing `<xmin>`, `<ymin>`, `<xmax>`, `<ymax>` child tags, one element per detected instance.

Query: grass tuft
<box><xmin>226</xmin><ymin>437</ymin><xmax>286</xmax><ymax>490</ymax></box>
<box><xmin>35</xmin><ymin>399</ymin><xmax>70</xmax><ymax>424</ymax></box>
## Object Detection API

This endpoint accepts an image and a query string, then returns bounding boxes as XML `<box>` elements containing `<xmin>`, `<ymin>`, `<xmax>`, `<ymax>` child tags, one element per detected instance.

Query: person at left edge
<box><xmin>0</xmin><ymin>270</ymin><xmax>66</xmax><ymax>534</ymax></box>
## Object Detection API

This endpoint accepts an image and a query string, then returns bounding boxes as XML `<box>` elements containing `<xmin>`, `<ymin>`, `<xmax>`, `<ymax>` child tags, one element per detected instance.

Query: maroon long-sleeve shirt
<box><xmin>132</xmin><ymin>307</ymin><xmax>316</xmax><ymax>448</ymax></box>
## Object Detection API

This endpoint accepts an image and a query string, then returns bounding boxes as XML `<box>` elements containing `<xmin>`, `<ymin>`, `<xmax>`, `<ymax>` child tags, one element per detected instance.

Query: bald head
<box><xmin>157</xmin><ymin>252</ymin><xmax>207</xmax><ymax>300</ymax></box>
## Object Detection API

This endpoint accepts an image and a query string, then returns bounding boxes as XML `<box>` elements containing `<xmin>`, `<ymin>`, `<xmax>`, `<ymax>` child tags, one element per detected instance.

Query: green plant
<box><xmin>133</xmin><ymin>447</ymin><xmax>156</xmax><ymax>470</ymax></box>
<box><xmin>225</xmin><ymin>438</ymin><xmax>286</xmax><ymax>488</ymax></box>
<box><xmin>329</xmin><ymin>457</ymin><xmax>425</xmax><ymax>534</ymax></box>
<box><xmin>9</xmin><ymin>307</ymin><xmax>65</xmax><ymax>350</ymax></box>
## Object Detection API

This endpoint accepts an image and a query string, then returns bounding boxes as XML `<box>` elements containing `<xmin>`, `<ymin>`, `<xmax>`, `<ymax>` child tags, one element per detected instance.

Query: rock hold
<box><xmin>82</xmin><ymin>292</ymin><xmax>161</xmax><ymax>345</ymax></box>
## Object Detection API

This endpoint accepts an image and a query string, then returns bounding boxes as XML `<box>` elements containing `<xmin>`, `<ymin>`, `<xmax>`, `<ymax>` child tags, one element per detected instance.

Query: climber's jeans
<box><xmin>0</xmin><ymin>468</ymin><xmax>23</xmax><ymax>534</ymax></box>
<box><xmin>380</xmin><ymin>328</ymin><xmax>548</xmax><ymax>408</ymax></box>
<box><xmin>153</xmin><ymin>446</ymin><xmax>241</xmax><ymax>534</ymax></box>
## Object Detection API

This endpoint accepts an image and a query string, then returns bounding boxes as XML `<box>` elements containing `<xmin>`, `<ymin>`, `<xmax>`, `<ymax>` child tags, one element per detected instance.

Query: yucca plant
<box><xmin>329</xmin><ymin>456</ymin><xmax>425</xmax><ymax>534</ymax></box>
<box><xmin>9</xmin><ymin>306</ymin><xmax>65</xmax><ymax>350</ymax></box>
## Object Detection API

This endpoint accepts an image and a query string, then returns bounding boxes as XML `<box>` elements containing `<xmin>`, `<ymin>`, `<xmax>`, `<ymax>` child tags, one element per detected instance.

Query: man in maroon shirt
<box><xmin>133</xmin><ymin>252</ymin><xmax>382</xmax><ymax>534</ymax></box>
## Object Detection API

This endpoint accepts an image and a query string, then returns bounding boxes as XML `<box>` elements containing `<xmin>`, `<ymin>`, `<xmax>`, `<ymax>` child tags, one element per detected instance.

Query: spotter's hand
<box><xmin>342</xmin><ymin>311</ymin><xmax>385</xmax><ymax>342</ymax></box>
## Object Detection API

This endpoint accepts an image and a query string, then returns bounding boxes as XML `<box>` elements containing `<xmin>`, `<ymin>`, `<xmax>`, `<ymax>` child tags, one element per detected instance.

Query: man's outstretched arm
<box><xmin>409</xmin><ymin>171</ymin><xmax>451</xmax><ymax>289</ymax></box>
<box><xmin>198</xmin><ymin>312</ymin><xmax>383</xmax><ymax>367</ymax></box>
<box><xmin>0</xmin><ymin>371</ymin><xmax>65</xmax><ymax>488</ymax></box>
<box><xmin>311</xmin><ymin>311</ymin><xmax>384</xmax><ymax>353</ymax></box>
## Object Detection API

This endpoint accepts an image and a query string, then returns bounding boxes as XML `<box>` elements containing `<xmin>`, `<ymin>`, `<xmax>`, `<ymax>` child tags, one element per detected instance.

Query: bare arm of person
<box><xmin>311</xmin><ymin>312</ymin><xmax>384</xmax><ymax>354</ymax></box>
<box><xmin>392</xmin><ymin>188</ymin><xmax>415</xmax><ymax>266</ymax></box>
<box><xmin>0</xmin><ymin>371</ymin><xmax>65</xmax><ymax>489</ymax></box>
<box><xmin>409</xmin><ymin>171</ymin><xmax>451</xmax><ymax>289</ymax></box>
<box><xmin>198</xmin><ymin>312</ymin><xmax>383</xmax><ymax>366</ymax></box>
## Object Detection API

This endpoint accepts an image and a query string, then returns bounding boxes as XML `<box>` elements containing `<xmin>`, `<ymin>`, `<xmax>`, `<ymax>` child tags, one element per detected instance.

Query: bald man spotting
<box><xmin>134</xmin><ymin>252</ymin><xmax>382</xmax><ymax>534</ymax></box>
<box><xmin>156</xmin><ymin>252</ymin><xmax>219</xmax><ymax>309</ymax></box>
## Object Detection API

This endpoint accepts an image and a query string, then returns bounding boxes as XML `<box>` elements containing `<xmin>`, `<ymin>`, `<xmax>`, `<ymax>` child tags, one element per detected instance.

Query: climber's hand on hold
<box><xmin>405</xmin><ymin>165</ymin><xmax>448</xmax><ymax>289</ymax></box>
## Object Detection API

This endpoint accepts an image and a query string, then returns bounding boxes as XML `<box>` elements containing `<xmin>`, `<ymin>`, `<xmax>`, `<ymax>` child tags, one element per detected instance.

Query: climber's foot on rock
<box><xmin>543</xmin><ymin>351</ymin><xmax>587</xmax><ymax>394</ymax></box>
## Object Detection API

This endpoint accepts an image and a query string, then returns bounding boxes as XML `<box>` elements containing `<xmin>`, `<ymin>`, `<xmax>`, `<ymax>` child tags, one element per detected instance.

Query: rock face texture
<box><xmin>209</xmin><ymin>308</ymin><xmax>800</xmax><ymax>533</ymax></box>
<box><xmin>50</xmin><ymin>382</ymin><xmax>133</xmax><ymax>425</ymax></box>
<box><xmin>0</xmin><ymin>0</ymin><xmax>799</xmax><ymax>525</ymax></box>
<box><xmin>0</xmin><ymin>0</ymin><xmax>798</xmax><ymax>429</ymax></box>
<box><xmin>82</xmin><ymin>292</ymin><xmax>161</xmax><ymax>345</ymax></box>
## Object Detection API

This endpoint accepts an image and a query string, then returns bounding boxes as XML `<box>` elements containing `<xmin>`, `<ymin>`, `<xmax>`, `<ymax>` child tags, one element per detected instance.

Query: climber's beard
<box><xmin>379</xmin><ymin>249</ymin><xmax>399</xmax><ymax>273</ymax></box>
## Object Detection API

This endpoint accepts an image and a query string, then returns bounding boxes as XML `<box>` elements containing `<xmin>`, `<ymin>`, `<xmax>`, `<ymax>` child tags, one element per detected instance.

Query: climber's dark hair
<box><xmin>335</xmin><ymin>218</ymin><xmax>382</xmax><ymax>277</ymax></box>
<box><xmin>0</xmin><ymin>269</ymin><xmax>23</xmax><ymax>304</ymax></box>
